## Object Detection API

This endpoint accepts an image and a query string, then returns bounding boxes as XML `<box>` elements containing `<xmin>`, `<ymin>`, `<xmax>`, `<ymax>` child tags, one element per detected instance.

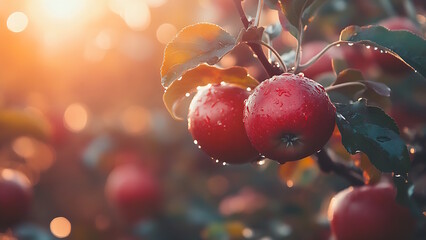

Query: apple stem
<box><xmin>316</xmin><ymin>148</ymin><xmax>365</xmax><ymax>186</ymax></box>
<box><xmin>297</xmin><ymin>41</ymin><xmax>349</xmax><ymax>73</ymax></box>
<box><xmin>294</xmin><ymin>24</ymin><xmax>304</xmax><ymax>73</ymax></box>
<box><xmin>233</xmin><ymin>0</ymin><xmax>284</xmax><ymax>79</ymax></box>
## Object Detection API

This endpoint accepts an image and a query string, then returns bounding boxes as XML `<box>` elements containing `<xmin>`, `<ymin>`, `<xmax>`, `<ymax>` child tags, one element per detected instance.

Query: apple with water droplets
<box><xmin>328</xmin><ymin>182</ymin><xmax>416</xmax><ymax>240</ymax></box>
<box><xmin>243</xmin><ymin>73</ymin><xmax>336</xmax><ymax>163</ymax></box>
<box><xmin>188</xmin><ymin>83</ymin><xmax>259</xmax><ymax>164</ymax></box>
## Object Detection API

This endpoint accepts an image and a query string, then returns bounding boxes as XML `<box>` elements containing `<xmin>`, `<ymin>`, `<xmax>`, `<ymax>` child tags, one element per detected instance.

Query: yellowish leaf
<box><xmin>163</xmin><ymin>64</ymin><xmax>259</xmax><ymax>120</ymax></box>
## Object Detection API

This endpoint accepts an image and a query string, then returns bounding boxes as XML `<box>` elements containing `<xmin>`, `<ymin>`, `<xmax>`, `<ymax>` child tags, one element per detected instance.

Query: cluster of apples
<box><xmin>188</xmin><ymin>72</ymin><xmax>336</xmax><ymax>164</ymax></box>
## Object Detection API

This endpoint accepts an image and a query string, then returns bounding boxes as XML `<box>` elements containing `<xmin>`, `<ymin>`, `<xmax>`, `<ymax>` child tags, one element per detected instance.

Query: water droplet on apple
<box><xmin>193</xmin><ymin>140</ymin><xmax>198</xmax><ymax>145</ymax></box>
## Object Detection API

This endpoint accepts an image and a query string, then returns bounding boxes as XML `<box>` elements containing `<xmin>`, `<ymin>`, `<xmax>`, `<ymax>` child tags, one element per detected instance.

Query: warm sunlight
<box><xmin>40</xmin><ymin>0</ymin><xmax>86</xmax><ymax>21</ymax></box>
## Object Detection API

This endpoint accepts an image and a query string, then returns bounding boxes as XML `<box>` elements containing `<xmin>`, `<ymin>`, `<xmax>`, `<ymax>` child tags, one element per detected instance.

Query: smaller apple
<box><xmin>188</xmin><ymin>83</ymin><xmax>259</xmax><ymax>164</ymax></box>
<box><xmin>328</xmin><ymin>182</ymin><xmax>416</xmax><ymax>240</ymax></box>
<box><xmin>105</xmin><ymin>164</ymin><xmax>162</xmax><ymax>223</ymax></box>
<box><xmin>244</xmin><ymin>73</ymin><xmax>336</xmax><ymax>163</ymax></box>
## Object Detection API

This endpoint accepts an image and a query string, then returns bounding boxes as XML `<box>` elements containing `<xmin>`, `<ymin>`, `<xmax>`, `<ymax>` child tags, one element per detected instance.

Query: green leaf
<box><xmin>278</xmin><ymin>0</ymin><xmax>327</xmax><ymax>32</ymax></box>
<box><xmin>301</xmin><ymin>0</ymin><xmax>327</xmax><ymax>25</ymax></box>
<box><xmin>335</xmin><ymin>99</ymin><xmax>410</xmax><ymax>174</ymax></box>
<box><xmin>161</xmin><ymin>23</ymin><xmax>236</xmax><ymax>87</ymax></box>
<box><xmin>340</xmin><ymin>25</ymin><xmax>426</xmax><ymax>77</ymax></box>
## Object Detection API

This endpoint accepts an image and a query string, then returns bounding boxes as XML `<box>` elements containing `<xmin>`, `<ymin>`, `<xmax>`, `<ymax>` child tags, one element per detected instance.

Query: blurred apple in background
<box><xmin>105</xmin><ymin>164</ymin><xmax>163</xmax><ymax>224</ymax></box>
<box><xmin>0</xmin><ymin>169</ymin><xmax>33</xmax><ymax>231</ymax></box>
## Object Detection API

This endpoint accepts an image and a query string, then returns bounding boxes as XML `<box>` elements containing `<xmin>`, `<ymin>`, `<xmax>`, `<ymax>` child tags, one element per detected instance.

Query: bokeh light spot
<box><xmin>12</xmin><ymin>137</ymin><xmax>36</xmax><ymax>159</ymax></box>
<box><xmin>7</xmin><ymin>12</ymin><xmax>29</xmax><ymax>33</ymax></box>
<box><xmin>64</xmin><ymin>103</ymin><xmax>89</xmax><ymax>132</ymax></box>
<box><xmin>50</xmin><ymin>217</ymin><xmax>71</xmax><ymax>238</ymax></box>
<box><xmin>156</xmin><ymin>23</ymin><xmax>177</xmax><ymax>44</ymax></box>
<box><xmin>120</xmin><ymin>106</ymin><xmax>151</xmax><ymax>135</ymax></box>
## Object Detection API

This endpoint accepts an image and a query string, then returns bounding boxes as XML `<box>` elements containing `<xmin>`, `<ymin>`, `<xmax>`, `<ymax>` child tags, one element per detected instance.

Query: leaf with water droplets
<box><xmin>335</xmin><ymin>99</ymin><xmax>410</xmax><ymax>174</ymax></box>
<box><xmin>340</xmin><ymin>25</ymin><xmax>426</xmax><ymax>77</ymax></box>
<box><xmin>161</xmin><ymin>23</ymin><xmax>236</xmax><ymax>87</ymax></box>
<box><xmin>163</xmin><ymin>65</ymin><xmax>259</xmax><ymax>120</ymax></box>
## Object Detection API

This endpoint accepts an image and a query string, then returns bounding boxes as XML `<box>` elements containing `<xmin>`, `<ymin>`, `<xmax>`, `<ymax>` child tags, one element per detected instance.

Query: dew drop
<box><xmin>246</xmin><ymin>87</ymin><xmax>252</xmax><ymax>92</ymax></box>
<box><xmin>348</xmin><ymin>42</ymin><xmax>354</xmax><ymax>46</ymax></box>
<box><xmin>177</xmin><ymin>76</ymin><xmax>183</xmax><ymax>81</ymax></box>
<box><xmin>193</xmin><ymin>140</ymin><xmax>198</xmax><ymax>145</ymax></box>
<box><xmin>366</xmin><ymin>45</ymin><xmax>371</xmax><ymax>49</ymax></box>
<box><xmin>215</xmin><ymin>159</ymin><xmax>219</xmax><ymax>163</ymax></box>
<box><xmin>257</xmin><ymin>160</ymin><xmax>266</xmax><ymax>166</ymax></box>
<box><xmin>220</xmin><ymin>81</ymin><xmax>226</xmax><ymax>86</ymax></box>
<box><xmin>185</xmin><ymin>92</ymin><xmax>190</xmax><ymax>97</ymax></box>
<box><xmin>336</xmin><ymin>44</ymin><xmax>341</xmax><ymax>47</ymax></box>
<box><xmin>222</xmin><ymin>162</ymin><xmax>227</xmax><ymax>166</ymax></box>
<box><xmin>380</xmin><ymin>50</ymin><xmax>384</xmax><ymax>53</ymax></box>
<box><xmin>374</xmin><ymin>47</ymin><xmax>378</xmax><ymax>51</ymax></box>
<box><xmin>198</xmin><ymin>145</ymin><xmax>202</xmax><ymax>149</ymax></box>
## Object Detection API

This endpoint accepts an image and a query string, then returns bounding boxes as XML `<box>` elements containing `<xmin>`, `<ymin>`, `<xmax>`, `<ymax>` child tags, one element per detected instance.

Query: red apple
<box><xmin>244</xmin><ymin>73</ymin><xmax>336</xmax><ymax>163</ymax></box>
<box><xmin>0</xmin><ymin>170</ymin><xmax>32</xmax><ymax>230</ymax></box>
<box><xmin>328</xmin><ymin>182</ymin><xmax>416</xmax><ymax>240</ymax></box>
<box><xmin>188</xmin><ymin>83</ymin><xmax>259</xmax><ymax>164</ymax></box>
<box><xmin>371</xmin><ymin>17</ymin><xmax>421</xmax><ymax>74</ymax></box>
<box><xmin>301</xmin><ymin>41</ymin><xmax>339</xmax><ymax>80</ymax></box>
<box><xmin>105</xmin><ymin>164</ymin><xmax>162</xmax><ymax>223</ymax></box>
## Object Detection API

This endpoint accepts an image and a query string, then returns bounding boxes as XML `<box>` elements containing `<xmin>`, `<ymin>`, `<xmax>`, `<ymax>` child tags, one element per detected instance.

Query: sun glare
<box><xmin>40</xmin><ymin>0</ymin><xmax>86</xmax><ymax>20</ymax></box>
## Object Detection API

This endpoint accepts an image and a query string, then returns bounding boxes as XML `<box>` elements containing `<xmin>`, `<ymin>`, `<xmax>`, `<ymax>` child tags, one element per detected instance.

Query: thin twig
<box><xmin>243</xmin><ymin>40</ymin><xmax>288</xmax><ymax>72</ymax></box>
<box><xmin>325</xmin><ymin>82</ymin><xmax>366</xmax><ymax>92</ymax></box>
<box><xmin>316</xmin><ymin>148</ymin><xmax>364</xmax><ymax>186</ymax></box>
<box><xmin>233</xmin><ymin>0</ymin><xmax>283</xmax><ymax>78</ymax></box>
<box><xmin>298</xmin><ymin>41</ymin><xmax>350</xmax><ymax>73</ymax></box>
<box><xmin>294</xmin><ymin>28</ymin><xmax>304</xmax><ymax>72</ymax></box>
